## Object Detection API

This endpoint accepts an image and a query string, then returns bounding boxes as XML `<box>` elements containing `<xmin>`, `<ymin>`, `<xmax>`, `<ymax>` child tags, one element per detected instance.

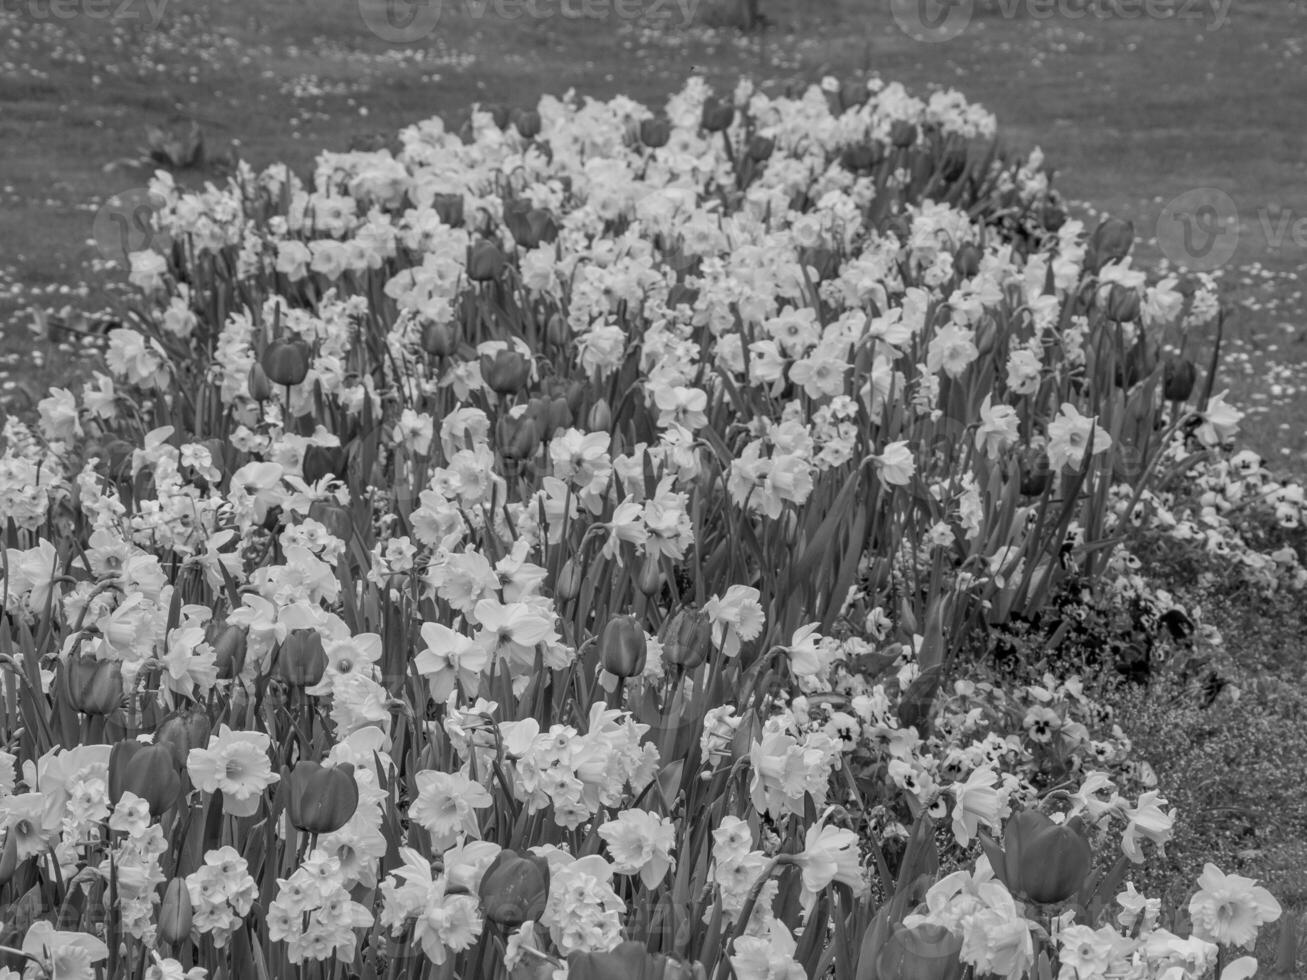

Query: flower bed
<box><xmin>0</xmin><ymin>76</ymin><xmax>1301</xmax><ymax>980</ymax></box>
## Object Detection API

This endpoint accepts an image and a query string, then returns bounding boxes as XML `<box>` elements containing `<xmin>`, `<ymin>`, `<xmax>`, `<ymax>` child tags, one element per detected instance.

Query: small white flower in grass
<box><xmin>598</xmin><ymin>809</ymin><xmax>676</xmax><ymax>888</ymax></box>
<box><xmin>1189</xmin><ymin>863</ymin><xmax>1282</xmax><ymax>950</ymax></box>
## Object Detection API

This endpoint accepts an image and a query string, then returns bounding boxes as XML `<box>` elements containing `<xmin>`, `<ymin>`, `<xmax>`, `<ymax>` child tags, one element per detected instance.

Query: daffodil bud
<box><xmin>261</xmin><ymin>337</ymin><xmax>312</xmax><ymax>387</ymax></box>
<box><xmin>1002</xmin><ymin>810</ymin><xmax>1092</xmax><ymax>904</ymax></box>
<box><xmin>247</xmin><ymin>361</ymin><xmax>274</xmax><ymax>401</ymax></box>
<box><xmin>287</xmin><ymin>762</ymin><xmax>359</xmax><ymax>834</ymax></box>
<box><xmin>478</xmin><ymin>849</ymin><xmax>551</xmax><ymax>927</ymax></box>
<box><xmin>277</xmin><ymin>629</ymin><xmax>327</xmax><ymax>687</ymax></box>
<box><xmin>158</xmin><ymin>877</ymin><xmax>193</xmax><ymax>944</ymax></box>
<box><xmin>661</xmin><ymin>608</ymin><xmax>711</xmax><ymax>671</ymax></box>
<box><xmin>154</xmin><ymin>709</ymin><xmax>212</xmax><ymax>771</ymax></box>
<box><xmin>1163</xmin><ymin>357</ymin><xmax>1197</xmax><ymax>402</ymax></box>
<box><xmin>875</xmin><ymin>923</ymin><xmax>964</xmax><ymax>980</ymax></box>
<box><xmin>109</xmin><ymin>741</ymin><xmax>182</xmax><ymax>818</ymax></box>
<box><xmin>63</xmin><ymin>654</ymin><xmax>123</xmax><ymax>716</ymax></box>
<box><xmin>700</xmin><ymin>100</ymin><xmax>734</xmax><ymax>133</ymax></box>
<box><xmin>600</xmin><ymin>615</ymin><xmax>647</xmax><ymax>679</ymax></box>
<box><xmin>468</xmin><ymin>240</ymin><xmax>506</xmax><ymax>282</ymax></box>
<box><xmin>481</xmin><ymin>349</ymin><xmax>531</xmax><ymax>395</ymax></box>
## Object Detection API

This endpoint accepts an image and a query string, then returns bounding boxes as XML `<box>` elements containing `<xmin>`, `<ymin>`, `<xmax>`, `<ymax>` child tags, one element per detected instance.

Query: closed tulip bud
<box><xmin>432</xmin><ymin>193</ymin><xmax>464</xmax><ymax>228</ymax></box>
<box><xmin>468</xmin><ymin>240</ymin><xmax>506</xmax><ymax>282</ymax></box>
<box><xmin>1163</xmin><ymin>357</ymin><xmax>1197</xmax><ymax>401</ymax></box>
<box><xmin>308</xmin><ymin>499</ymin><xmax>354</xmax><ymax>544</ymax></box>
<box><xmin>478</xmin><ymin>849</ymin><xmax>551</xmax><ymax>927</ymax></box>
<box><xmin>547</xmin><ymin>396</ymin><xmax>572</xmax><ymax>435</ymax></box>
<box><xmin>747</xmin><ymin>135</ymin><xmax>774</xmax><ymax>162</ymax></box>
<box><xmin>661</xmin><ymin>608</ymin><xmax>711</xmax><ymax>670</ymax></box>
<box><xmin>941</xmin><ymin>145</ymin><xmax>968</xmax><ymax>182</ymax></box>
<box><xmin>840</xmin><ymin>142</ymin><xmax>876</xmax><ymax>172</ymax></box>
<box><xmin>890</xmin><ymin>120</ymin><xmax>918</xmax><ymax>148</ymax></box>
<box><xmin>209</xmin><ymin>624</ymin><xmax>247</xmax><ymax>679</ymax></box>
<box><xmin>109</xmin><ymin>741</ymin><xmax>182</xmax><ymax>818</ymax></box>
<box><xmin>487</xmin><ymin>103</ymin><xmax>512</xmax><ymax>130</ymax></box>
<box><xmin>700</xmin><ymin>99</ymin><xmax>734</xmax><ymax>133</ymax></box>
<box><xmin>556</xmin><ymin>559</ymin><xmax>583</xmax><ymax>602</ymax></box>
<box><xmin>600</xmin><ymin>615</ymin><xmax>647</xmax><ymax>678</ymax></box>
<box><xmin>247</xmin><ymin>361</ymin><xmax>273</xmax><ymax>401</ymax></box>
<box><xmin>953</xmin><ymin>243</ymin><xmax>982</xmax><ymax>279</ymax></box>
<box><xmin>635</xmin><ymin>555</ymin><xmax>664</xmax><ymax>596</ymax></box>
<box><xmin>497</xmin><ymin>408</ymin><xmax>543</xmax><ymax>461</ymax></box>
<box><xmin>277</xmin><ymin>629</ymin><xmax>327</xmax><ymax>687</ymax></box>
<box><xmin>302</xmin><ymin>443</ymin><xmax>346</xmax><ymax>484</ymax></box>
<box><xmin>569</xmin><ymin>942</ymin><xmax>703</xmax><ymax>980</ymax></box>
<box><xmin>875</xmin><ymin>923</ymin><xmax>964</xmax><ymax>980</ymax></box>
<box><xmin>481</xmin><ymin>349</ymin><xmax>531</xmax><ymax>395</ymax></box>
<box><xmin>1002</xmin><ymin>810</ymin><xmax>1092</xmax><ymax>904</ymax></box>
<box><xmin>63</xmin><ymin>654</ymin><xmax>123</xmax><ymax>716</ymax></box>
<box><xmin>1090</xmin><ymin>217</ymin><xmax>1134</xmax><ymax>271</ymax></box>
<box><xmin>1105</xmin><ymin>284</ymin><xmax>1141</xmax><ymax>322</ymax></box>
<box><xmin>1042</xmin><ymin>201</ymin><xmax>1067</xmax><ymax>232</ymax></box>
<box><xmin>639</xmin><ymin>116</ymin><xmax>671</xmax><ymax>148</ymax></box>
<box><xmin>261</xmin><ymin>337</ymin><xmax>312</xmax><ymax>387</ymax></box>
<box><xmin>587</xmin><ymin>398</ymin><xmax>612</xmax><ymax>432</ymax></box>
<box><xmin>839</xmin><ymin>78</ymin><xmax>868</xmax><ymax>111</ymax></box>
<box><xmin>158</xmin><ymin>877</ymin><xmax>193</xmax><ymax>944</ymax></box>
<box><xmin>513</xmin><ymin>108</ymin><xmax>542</xmax><ymax>139</ymax></box>
<box><xmin>154</xmin><ymin>709</ymin><xmax>212</xmax><ymax>770</ymax></box>
<box><xmin>546</xmin><ymin>312</ymin><xmax>569</xmax><ymax>346</ymax></box>
<box><xmin>287</xmin><ymin>762</ymin><xmax>359</xmax><ymax>834</ymax></box>
<box><xmin>421</xmin><ymin>320</ymin><xmax>458</xmax><ymax>357</ymax></box>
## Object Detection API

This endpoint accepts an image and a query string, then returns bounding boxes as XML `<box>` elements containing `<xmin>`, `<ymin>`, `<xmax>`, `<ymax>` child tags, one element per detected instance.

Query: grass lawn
<box><xmin>2</xmin><ymin>0</ymin><xmax>1306</xmax><ymax>958</ymax></box>
<box><xmin>3</xmin><ymin>0</ymin><xmax>1306</xmax><ymax>468</ymax></box>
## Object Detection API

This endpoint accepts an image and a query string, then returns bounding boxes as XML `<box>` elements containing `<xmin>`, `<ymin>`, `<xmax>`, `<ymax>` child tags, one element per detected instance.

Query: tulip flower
<box><xmin>1163</xmin><ymin>357</ymin><xmax>1197</xmax><ymax>401</ymax></box>
<box><xmin>639</xmin><ymin>116</ymin><xmax>670</xmax><ymax>148</ymax></box>
<box><xmin>661</xmin><ymin>607</ymin><xmax>711</xmax><ymax>670</ymax></box>
<box><xmin>700</xmin><ymin>99</ymin><xmax>734</xmax><ymax>133</ymax></box>
<box><xmin>247</xmin><ymin>361</ymin><xmax>273</xmax><ymax>401</ymax></box>
<box><xmin>600</xmin><ymin>615</ymin><xmax>647</xmax><ymax>679</ymax></box>
<box><xmin>569</xmin><ymin>942</ymin><xmax>703</xmax><ymax>980</ymax></box>
<box><xmin>468</xmin><ymin>240</ymin><xmax>506</xmax><ymax>282</ymax></box>
<box><xmin>62</xmin><ymin>653</ymin><xmax>123</xmax><ymax>716</ymax></box>
<box><xmin>432</xmin><ymin>192</ymin><xmax>464</xmax><ymax>227</ymax></box>
<box><xmin>154</xmin><ymin>708</ymin><xmax>212</xmax><ymax>770</ymax></box>
<box><xmin>421</xmin><ymin>320</ymin><xmax>458</xmax><ymax>357</ymax></box>
<box><xmin>277</xmin><ymin>629</ymin><xmax>327</xmax><ymax>687</ymax></box>
<box><xmin>109</xmin><ymin>741</ymin><xmax>182</xmax><ymax>818</ymax></box>
<box><xmin>481</xmin><ymin>348</ymin><xmax>531</xmax><ymax>395</ymax></box>
<box><xmin>261</xmin><ymin>337</ymin><xmax>312</xmax><ymax>386</ymax></box>
<box><xmin>158</xmin><ymin>876</ymin><xmax>193</xmax><ymax>944</ymax></box>
<box><xmin>1001</xmin><ymin>810</ymin><xmax>1092</xmax><ymax>904</ymax></box>
<box><xmin>478</xmin><ymin>849</ymin><xmax>551</xmax><ymax>927</ymax></box>
<box><xmin>875</xmin><ymin>923</ymin><xmax>964</xmax><ymax>980</ymax></box>
<box><xmin>286</xmin><ymin>761</ymin><xmax>359</xmax><ymax>834</ymax></box>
